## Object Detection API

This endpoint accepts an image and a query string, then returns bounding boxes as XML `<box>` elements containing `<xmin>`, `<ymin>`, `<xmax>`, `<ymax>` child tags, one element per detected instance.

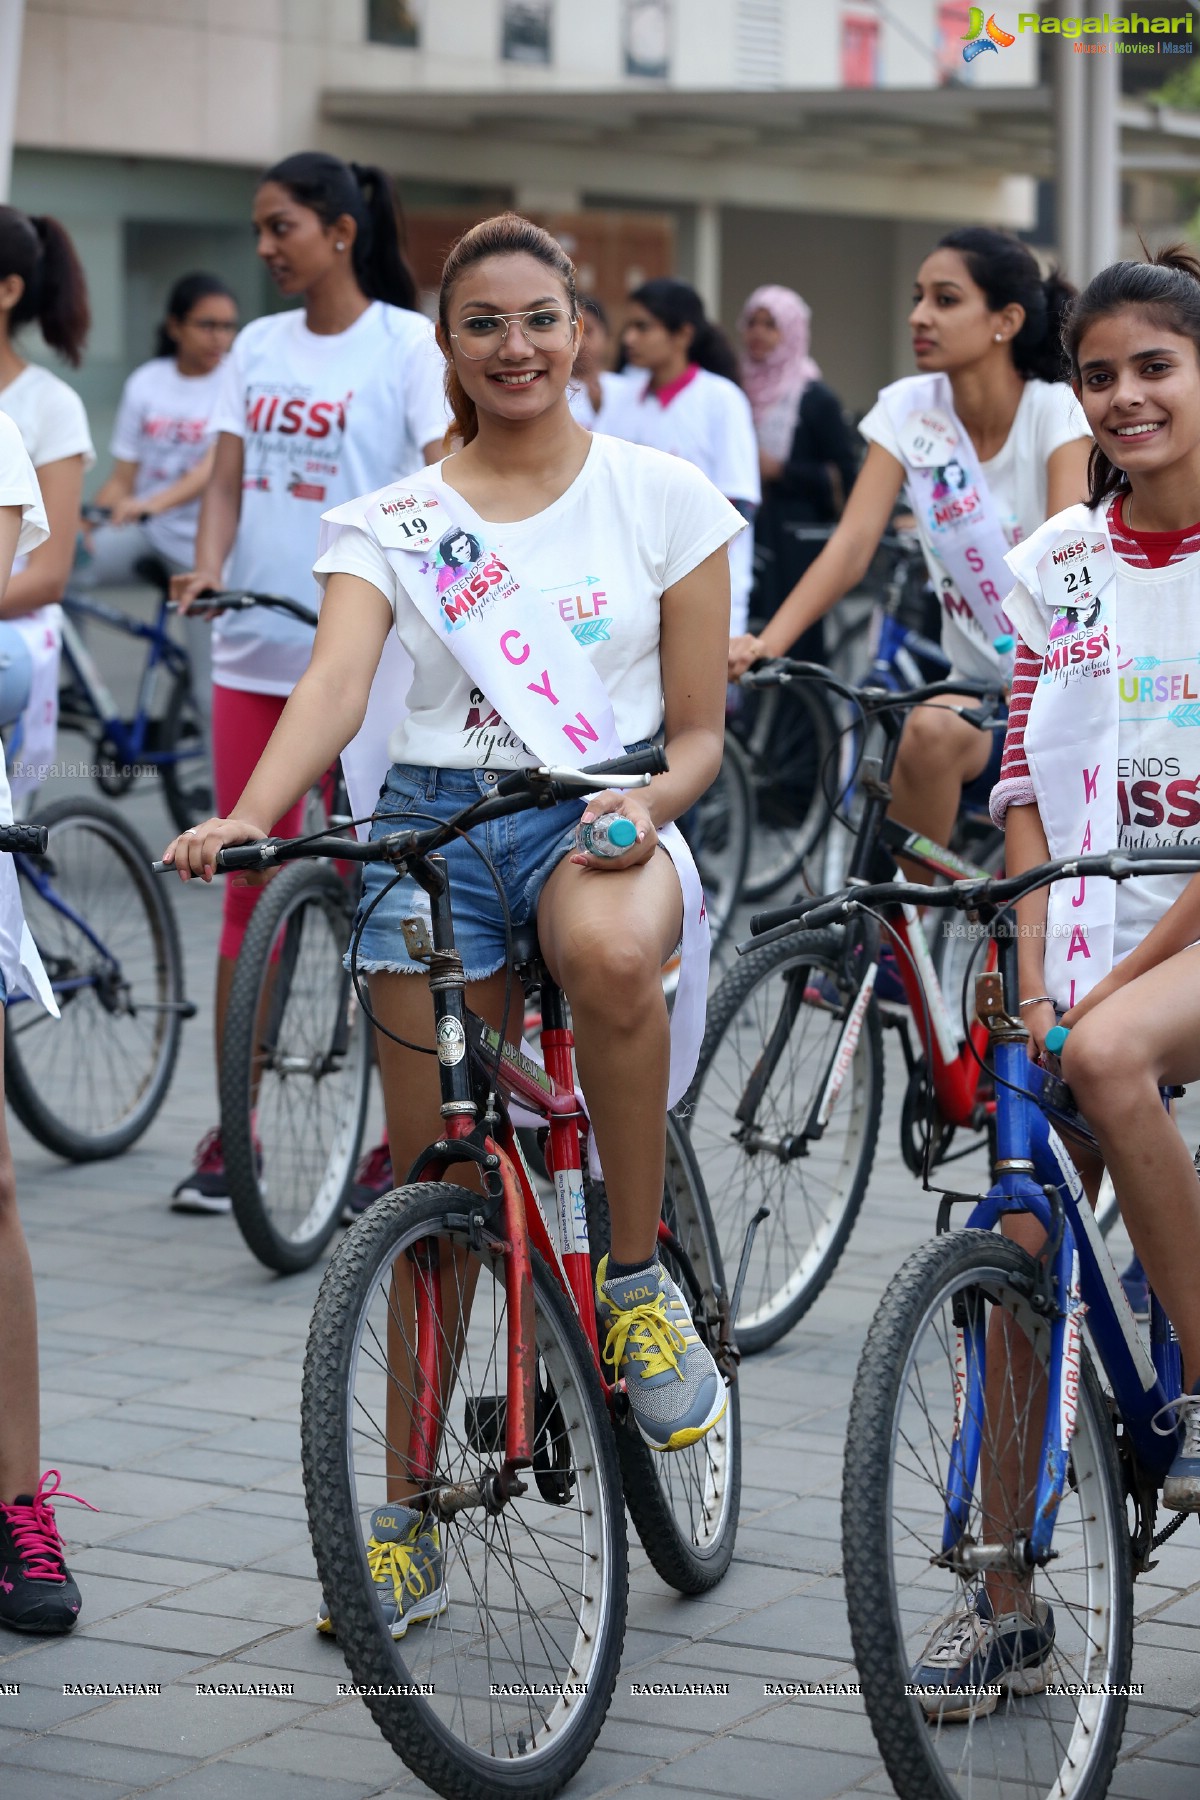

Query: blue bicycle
<box><xmin>758</xmin><ymin>849</ymin><xmax>1197</xmax><ymax>1799</ymax></box>
<box><xmin>60</xmin><ymin>509</ymin><xmax>210</xmax><ymax>832</ymax></box>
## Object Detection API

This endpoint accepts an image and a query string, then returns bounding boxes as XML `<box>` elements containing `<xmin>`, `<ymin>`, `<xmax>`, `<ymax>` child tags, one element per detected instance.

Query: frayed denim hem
<box><xmin>346</xmin><ymin>955</ymin><xmax>509</xmax><ymax>983</ymax></box>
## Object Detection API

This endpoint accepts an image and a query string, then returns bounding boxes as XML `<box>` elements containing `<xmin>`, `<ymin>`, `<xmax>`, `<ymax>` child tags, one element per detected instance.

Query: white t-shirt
<box><xmin>603</xmin><ymin>366</ymin><xmax>761</xmax><ymax>635</ymax></box>
<box><xmin>567</xmin><ymin>369</ymin><xmax>632</xmax><ymax>432</ymax></box>
<box><xmin>314</xmin><ymin>433</ymin><xmax>744</xmax><ymax>770</ymax></box>
<box><xmin>110</xmin><ymin>357</ymin><xmax>226</xmax><ymax>566</ymax></box>
<box><xmin>0</xmin><ymin>363</ymin><xmax>95</xmax><ymax>476</ymax></box>
<box><xmin>208</xmin><ymin>302</ymin><xmax>448</xmax><ymax>696</ymax></box>
<box><xmin>860</xmin><ymin>375</ymin><xmax>1090</xmax><ymax>681</ymax></box>
<box><xmin>0</xmin><ymin>414</ymin><xmax>48</xmax><ymax>829</ymax></box>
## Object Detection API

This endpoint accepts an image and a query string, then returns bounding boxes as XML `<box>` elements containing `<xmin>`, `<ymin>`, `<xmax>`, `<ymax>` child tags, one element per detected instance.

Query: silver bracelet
<box><xmin>1018</xmin><ymin>995</ymin><xmax>1053</xmax><ymax>1010</ymax></box>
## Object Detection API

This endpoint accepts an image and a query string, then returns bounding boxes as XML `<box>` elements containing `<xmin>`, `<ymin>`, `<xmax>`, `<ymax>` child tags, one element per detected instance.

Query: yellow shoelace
<box><xmin>367</xmin><ymin>1532</ymin><xmax>434</xmax><ymax>1603</ymax></box>
<box><xmin>603</xmin><ymin>1293</ymin><xmax>689</xmax><ymax>1382</ymax></box>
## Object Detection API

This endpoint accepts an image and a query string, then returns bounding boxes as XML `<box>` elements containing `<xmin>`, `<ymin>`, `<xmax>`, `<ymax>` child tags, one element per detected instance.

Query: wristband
<box><xmin>1018</xmin><ymin>995</ymin><xmax>1053</xmax><ymax>1011</ymax></box>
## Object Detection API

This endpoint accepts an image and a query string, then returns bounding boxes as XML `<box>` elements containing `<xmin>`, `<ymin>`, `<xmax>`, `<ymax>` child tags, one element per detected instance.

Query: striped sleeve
<box><xmin>990</xmin><ymin>634</ymin><xmax>1040</xmax><ymax>825</ymax></box>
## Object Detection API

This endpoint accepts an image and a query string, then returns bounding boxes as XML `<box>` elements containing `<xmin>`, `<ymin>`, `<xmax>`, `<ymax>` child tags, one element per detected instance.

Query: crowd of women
<box><xmin>1</xmin><ymin>150</ymin><xmax>1200</xmax><ymax>1730</ymax></box>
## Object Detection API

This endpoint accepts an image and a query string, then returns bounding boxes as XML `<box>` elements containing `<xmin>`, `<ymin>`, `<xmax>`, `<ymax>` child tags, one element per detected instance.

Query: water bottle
<box><xmin>575</xmin><ymin>815</ymin><xmax>637</xmax><ymax>859</ymax></box>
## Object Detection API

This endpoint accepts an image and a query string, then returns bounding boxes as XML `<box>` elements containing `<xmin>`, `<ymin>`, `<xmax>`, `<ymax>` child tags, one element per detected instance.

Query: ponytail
<box><xmin>627</xmin><ymin>278</ymin><xmax>742</xmax><ymax>386</ymax></box>
<box><xmin>937</xmin><ymin>226</ymin><xmax>1075</xmax><ymax>385</ymax></box>
<box><xmin>0</xmin><ymin>206</ymin><xmax>90</xmax><ymax>367</ymax></box>
<box><xmin>1063</xmin><ymin>243</ymin><xmax>1200</xmax><ymax>509</ymax></box>
<box><xmin>153</xmin><ymin>270</ymin><xmax>236</xmax><ymax>358</ymax></box>
<box><xmin>261</xmin><ymin>152</ymin><xmax>419</xmax><ymax>312</ymax></box>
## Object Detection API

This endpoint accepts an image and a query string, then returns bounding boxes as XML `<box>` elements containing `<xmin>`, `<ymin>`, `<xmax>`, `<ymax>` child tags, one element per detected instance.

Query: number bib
<box><xmin>899</xmin><ymin>408</ymin><xmax>960</xmax><ymax>469</ymax></box>
<box><xmin>367</xmin><ymin>491</ymin><xmax>447</xmax><ymax>552</ymax></box>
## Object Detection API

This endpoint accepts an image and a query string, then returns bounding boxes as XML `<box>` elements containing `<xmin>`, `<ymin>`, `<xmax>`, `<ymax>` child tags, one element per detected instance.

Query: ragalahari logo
<box><xmin>962</xmin><ymin>9</ymin><xmax>1016</xmax><ymax>59</ymax></box>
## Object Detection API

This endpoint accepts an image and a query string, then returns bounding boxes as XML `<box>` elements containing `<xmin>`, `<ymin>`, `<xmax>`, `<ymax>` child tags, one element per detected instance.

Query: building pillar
<box><xmin>693</xmin><ymin>201</ymin><xmax>721</xmax><ymax>317</ymax></box>
<box><xmin>0</xmin><ymin>0</ymin><xmax>27</xmax><ymax>202</ymax></box>
<box><xmin>1056</xmin><ymin>0</ymin><xmax>1119</xmax><ymax>282</ymax></box>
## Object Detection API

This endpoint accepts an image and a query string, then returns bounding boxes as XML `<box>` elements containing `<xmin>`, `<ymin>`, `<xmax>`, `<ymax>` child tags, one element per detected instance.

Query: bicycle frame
<box><xmin>387</xmin><ymin>850</ymin><xmax>682</xmax><ymax>1499</ymax></box>
<box><xmin>4</xmin><ymin>847</ymin><xmax>119</xmax><ymax>1009</ymax></box>
<box><xmin>59</xmin><ymin>594</ymin><xmax>198</xmax><ymax>771</ymax></box>
<box><xmin>937</xmin><ymin>915</ymin><xmax>1181</xmax><ymax>1572</ymax></box>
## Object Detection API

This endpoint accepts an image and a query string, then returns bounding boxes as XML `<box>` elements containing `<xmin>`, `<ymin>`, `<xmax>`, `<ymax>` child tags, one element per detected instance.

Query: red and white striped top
<box><xmin>991</xmin><ymin>493</ymin><xmax>1200</xmax><ymax>821</ymax></box>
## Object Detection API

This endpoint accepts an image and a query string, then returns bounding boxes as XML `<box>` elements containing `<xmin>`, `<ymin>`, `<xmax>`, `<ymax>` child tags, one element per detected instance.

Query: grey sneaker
<box><xmin>594</xmin><ymin>1254</ymin><xmax>726</xmax><ymax>1453</ymax></box>
<box><xmin>910</xmin><ymin>1589</ymin><xmax>1055</xmax><ymax>1721</ymax></box>
<box><xmin>317</xmin><ymin>1503</ymin><xmax>448</xmax><ymax>1640</ymax></box>
<box><xmin>1161</xmin><ymin>1386</ymin><xmax>1200</xmax><ymax>1512</ymax></box>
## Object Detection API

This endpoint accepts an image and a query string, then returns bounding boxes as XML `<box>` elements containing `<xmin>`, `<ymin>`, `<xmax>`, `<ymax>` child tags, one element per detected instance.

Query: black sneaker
<box><xmin>0</xmin><ymin>1471</ymin><xmax>92</xmax><ymax>1635</ymax></box>
<box><xmin>910</xmin><ymin>1588</ymin><xmax>1055</xmax><ymax>1720</ymax></box>
<box><xmin>342</xmin><ymin>1138</ymin><xmax>393</xmax><ymax>1224</ymax></box>
<box><xmin>171</xmin><ymin>1126</ymin><xmax>232</xmax><ymax>1214</ymax></box>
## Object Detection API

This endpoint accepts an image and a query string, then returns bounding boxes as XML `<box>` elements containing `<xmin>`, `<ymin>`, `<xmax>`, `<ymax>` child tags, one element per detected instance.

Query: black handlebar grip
<box><xmin>213</xmin><ymin>842</ymin><xmax>277</xmax><ymax>872</ymax></box>
<box><xmin>749</xmin><ymin>902</ymin><xmax>812</xmax><ymax>936</ymax></box>
<box><xmin>584</xmin><ymin>745</ymin><xmax>669</xmax><ymax>778</ymax></box>
<box><xmin>0</xmin><ymin>824</ymin><xmax>48</xmax><ymax>855</ymax></box>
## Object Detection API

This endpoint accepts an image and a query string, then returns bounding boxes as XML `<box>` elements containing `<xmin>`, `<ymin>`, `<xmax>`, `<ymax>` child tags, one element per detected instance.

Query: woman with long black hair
<box><xmin>611</xmin><ymin>277</ymin><xmax>760</xmax><ymax>635</ymax></box>
<box><xmin>170</xmin><ymin>151</ymin><xmax>447</xmax><ymax>1214</ymax></box>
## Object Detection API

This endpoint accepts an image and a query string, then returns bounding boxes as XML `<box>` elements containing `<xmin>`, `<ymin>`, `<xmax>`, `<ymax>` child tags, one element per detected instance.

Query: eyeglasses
<box><xmin>187</xmin><ymin>319</ymin><xmax>239</xmax><ymax>334</ymax></box>
<box><xmin>450</xmin><ymin>308</ymin><xmax>576</xmax><ymax>360</ymax></box>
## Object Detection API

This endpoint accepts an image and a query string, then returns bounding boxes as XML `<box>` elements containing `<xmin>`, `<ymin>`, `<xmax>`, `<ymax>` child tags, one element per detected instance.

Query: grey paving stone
<box><xmin>0</xmin><ymin>1638</ymin><xmax>205</xmax><ymax>1691</ymax></box>
<box><xmin>650</xmin><ymin>1733</ymin><xmax>878</xmax><ymax>1799</ymax></box>
<box><xmin>68</xmin><ymin>1548</ymin><xmax>220</xmax><ymax>1588</ymax></box>
<box><xmin>225</xmin><ymin>1723</ymin><xmax>411</xmax><ymax>1784</ymax></box>
<box><xmin>52</xmin><ymin>1684</ymin><xmax>314</xmax><ymax>1755</ymax></box>
<box><xmin>0</xmin><ymin>1733</ymin><xmax>197</xmax><ymax>1787</ymax></box>
<box><xmin>151</xmin><ymin>1765</ymin><xmax>376</xmax><ymax>1800</ymax></box>
<box><xmin>155</xmin><ymin>1571</ymin><xmax>315</xmax><ymax>1627</ymax></box>
<box><xmin>83</xmin><ymin>1609</ymin><xmax>278</xmax><ymax>1659</ymax></box>
<box><xmin>107</xmin><ymin>1510</ymin><xmax>304</xmax><ymax>1567</ymax></box>
<box><xmin>0</xmin><ymin>1769</ymin><xmax>126</xmax><ymax>1800</ymax></box>
<box><xmin>0</xmin><ymin>1683</ymin><xmax>113</xmax><ymax>1733</ymax></box>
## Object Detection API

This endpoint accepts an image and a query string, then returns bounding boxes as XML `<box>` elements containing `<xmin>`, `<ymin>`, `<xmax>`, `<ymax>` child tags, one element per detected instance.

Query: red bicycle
<box><xmin>200</xmin><ymin>751</ymin><xmax>744</xmax><ymax>1799</ymax></box>
<box><xmin>686</xmin><ymin>664</ymin><xmax>1006</xmax><ymax>1352</ymax></box>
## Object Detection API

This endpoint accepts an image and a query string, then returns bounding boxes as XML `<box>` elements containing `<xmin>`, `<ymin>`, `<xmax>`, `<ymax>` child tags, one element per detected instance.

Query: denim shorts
<box><xmin>350</xmin><ymin>762</ymin><xmax>591</xmax><ymax>981</ymax></box>
<box><xmin>960</xmin><ymin>701</ymin><xmax>1009</xmax><ymax>812</ymax></box>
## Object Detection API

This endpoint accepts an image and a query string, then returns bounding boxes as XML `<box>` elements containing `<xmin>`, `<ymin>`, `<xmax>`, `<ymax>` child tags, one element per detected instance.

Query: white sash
<box><xmin>8</xmin><ymin>605</ymin><xmax>61</xmax><ymax>801</ymax></box>
<box><xmin>882</xmin><ymin>374</ymin><xmax>1014</xmax><ymax>664</ymax></box>
<box><xmin>1005</xmin><ymin>504</ymin><xmax>1117</xmax><ymax>1007</ymax></box>
<box><xmin>321</xmin><ymin>481</ymin><xmax>710</xmax><ymax>1106</ymax></box>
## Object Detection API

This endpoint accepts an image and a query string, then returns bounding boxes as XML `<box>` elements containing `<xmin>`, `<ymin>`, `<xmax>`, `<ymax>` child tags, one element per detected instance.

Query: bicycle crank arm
<box><xmin>728</xmin><ymin>1206</ymin><xmax>770</xmax><ymax>1330</ymax></box>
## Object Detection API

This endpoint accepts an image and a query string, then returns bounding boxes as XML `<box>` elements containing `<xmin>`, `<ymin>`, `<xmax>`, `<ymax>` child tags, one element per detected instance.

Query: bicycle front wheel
<box><xmin>303</xmin><ymin>1183</ymin><xmax>627</xmax><ymax>1800</ymax></box>
<box><xmin>684</xmin><ymin>929</ymin><xmax>884</xmax><ymax>1352</ymax></box>
<box><xmin>737</xmin><ymin>676</ymin><xmax>839</xmax><ymax>900</ymax></box>
<box><xmin>159</xmin><ymin>672</ymin><xmax>212</xmax><ymax>834</ymax></box>
<box><xmin>221</xmin><ymin>862</ymin><xmax>370</xmax><ymax>1273</ymax></box>
<box><xmin>588</xmin><ymin>1114</ymin><xmax>741</xmax><ymax>1593</ymax></box>
<box><xmin>844</xmin><ymin>1230</ymin><xmax>1131</xmax><ymax>1800</ymax></box>
<box><xmin>5</xmin><ymin>796</ymin><xmax>185</xmax><ymax>1159</ymax></box>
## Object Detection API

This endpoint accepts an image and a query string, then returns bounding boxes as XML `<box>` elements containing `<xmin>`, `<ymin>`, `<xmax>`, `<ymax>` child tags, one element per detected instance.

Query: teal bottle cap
<box><xmin>994</xmin><ymin>634</ymin><xmax>1015</xmax><ymax>656</ymax></box>
<box><xmin>1044</xmin><ymin>1025</ymin><xmax>1069</xmax><ymax>1056</ymax></box>
<box><xmin>607</xmin><ymin>817</ymin><xmax>637</xmax><ymax>848</ymax></box>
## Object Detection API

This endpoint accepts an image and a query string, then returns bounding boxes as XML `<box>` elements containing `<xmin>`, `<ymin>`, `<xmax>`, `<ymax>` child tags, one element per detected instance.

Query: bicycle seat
<box><xmin>510</xmin><ymin>923</ymin><xmax>543</xmax><ymax>975</ymax></box>
<box><xmin>133</xmin><ymin>554</ymin><xmax>173</xmax><ymax>595</ymax></box>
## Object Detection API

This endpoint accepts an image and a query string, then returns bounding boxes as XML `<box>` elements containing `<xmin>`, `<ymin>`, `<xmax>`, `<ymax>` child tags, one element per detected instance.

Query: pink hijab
<box><xmin>738</xmin><ymin>284</ymin><xmax>822</xmax><ymax>427</ymax></box>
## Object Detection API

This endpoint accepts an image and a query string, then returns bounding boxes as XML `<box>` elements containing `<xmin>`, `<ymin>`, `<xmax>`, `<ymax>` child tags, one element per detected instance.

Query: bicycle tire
<box><xmin>684</xmin><ymin>929</ymin><xmax>884</xmax><ymax>1352</ymax></box>
<box><xmin>159</xmin><ymin>672</ymin><xmax>212</xmax><ymax>835</ymax></box>
<box><xmin>587</xmin><ymin>1113</ymin><xmax>741</xmax><ymax>1593</ymax></box>
<box><xmin>4</xmin><ymin>796</ymin><xmax>185</xmax><ymax>1160</ymax></box>
<box><xmin>843</xmin><ymin>1229</ymin><xmax>1132</xmax><ymax>1800</ymax></box>
<box><xmin>737</xmin><ymin>677</ymin><xmax>839</xmax><ymax>901</ymax></box>
<box><xmin>683</xmin><ymin>733</ymin><xmax>753</xmax><ymax>954</ymax></box>
<box><xmin>302</xmin><ymin>1182</ymin><xmax>627</xmax><ymax>1800</ymax></box>
<box><xmin>221</xmin><ymin>861</ymin><xmax>370</xmax><ymax>1273</ymax></box>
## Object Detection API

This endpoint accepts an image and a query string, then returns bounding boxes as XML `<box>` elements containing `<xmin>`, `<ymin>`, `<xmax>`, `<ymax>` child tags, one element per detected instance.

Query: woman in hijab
<box><xmin>740</xmin><ymin>284</ymin><xmax>859</xmax><ymax>644</ymax></box>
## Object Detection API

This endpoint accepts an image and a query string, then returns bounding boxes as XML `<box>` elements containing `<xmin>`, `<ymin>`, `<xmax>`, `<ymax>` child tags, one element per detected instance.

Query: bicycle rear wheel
<box><xmin>684</xmin><ymin>929</ymin><xmax>884</xmax><ymax>1352</ymax></box>
<box><xmin>5</xmin><ymin>796</ymin><xmax>185</xmax><ymax>1160</ymax></box>
<box><xmin>736</xmin><ymin>676</ymin><xmax>839</xmax><ymax>901</ymax></box>
<box><xmin>844</xmin><ymin>1230</ymin><xmax>1131</xmax><ymax>1800</ymax></box>
<box><xmin>302</xmin><ymin>1183</ymin><xmax>627</xmax><ymax>1800</ymax></box>
<box><xmin>221</xmin><ymin>861</ymin><xmax>370</xmax><ymax>1273</ymax></box>
<box><xmin>682</xmin><ymin>733</ymin><xmax>752</xmax><ymax>955</ymax></box>
<box><xmin>587</xmin><ymin>1113</ymin><xmax>741</xmax><ymax>1593</ymax></box>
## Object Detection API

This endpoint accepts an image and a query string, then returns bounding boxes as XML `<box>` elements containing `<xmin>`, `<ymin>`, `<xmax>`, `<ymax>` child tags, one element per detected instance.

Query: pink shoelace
<box><xmin>0</xmin><ymin>1470</ymin><xmax>97</xmax><ymax>1583</ymax></box>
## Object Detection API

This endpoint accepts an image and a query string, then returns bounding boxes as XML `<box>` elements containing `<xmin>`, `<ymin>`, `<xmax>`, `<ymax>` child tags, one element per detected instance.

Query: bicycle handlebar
<box><xmin>747</xmin><ymin>845</ymin><xmax>1200</xmax><ymax>942</ymax></box>
<box><xmin>178</xmin><ymin>589</ymin><xmax>320</xmax><ymax>631</ymax></box>
<box><xmin>739</xmin><ymin>658</ymin><xmax>1004</xmax><ymax>729</ymax></box>
<box><xmin>0</xmin><ymin>824</ymin><xmax>47</xmax><ymax>856</ymax></box>
<box><xmin>153</xmin><ymin>749</ymin><xmax>667</xmax><ymax>876</ymax></box>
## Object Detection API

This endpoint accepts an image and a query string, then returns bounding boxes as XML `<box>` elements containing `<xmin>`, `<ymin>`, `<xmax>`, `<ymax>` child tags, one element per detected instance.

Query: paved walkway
<box><xmin>1</xmin><ymin>777</ymin><xmax>1199</xmax><ymax>1799</ymax></box>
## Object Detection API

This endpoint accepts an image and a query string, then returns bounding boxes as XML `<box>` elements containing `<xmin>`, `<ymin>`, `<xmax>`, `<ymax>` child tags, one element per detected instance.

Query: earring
<box><xmin>994</xmin><ymin>332</ymin><xmax>1003</xmax><ymax>342</ymax></box>
<box><xmin>336</xmin><ymin>241</ymin><xmax>346</xmax><ymax>251</ymax></box>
